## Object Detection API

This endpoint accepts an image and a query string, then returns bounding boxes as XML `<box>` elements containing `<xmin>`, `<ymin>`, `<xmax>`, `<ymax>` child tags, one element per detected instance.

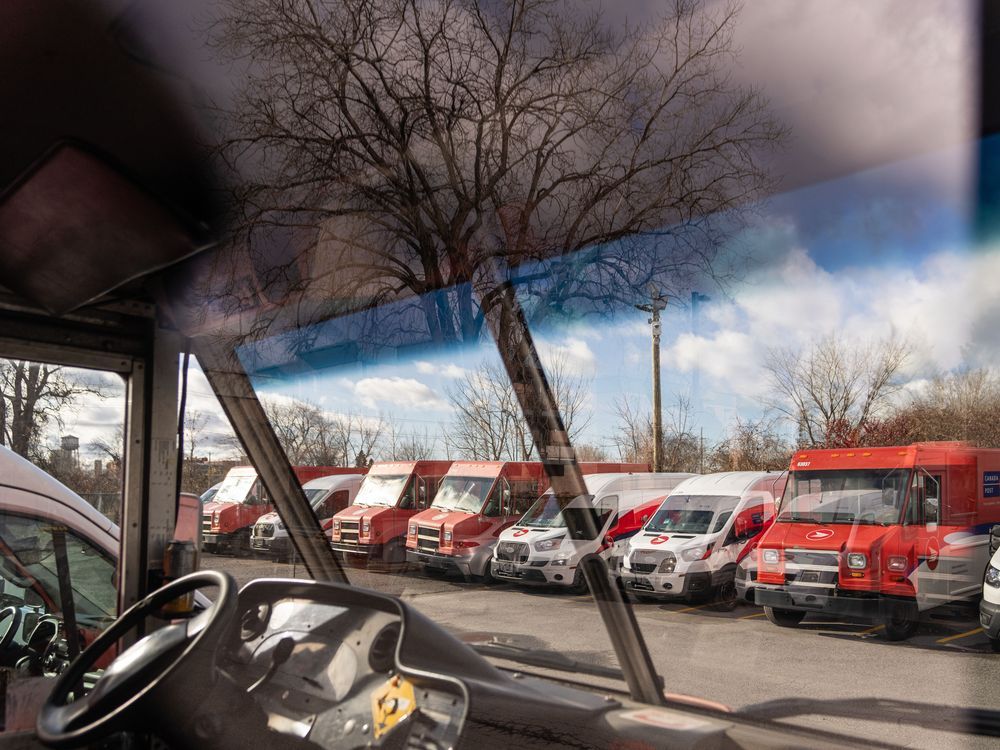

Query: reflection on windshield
<box><xmin>213</xmin><ymin>474</ymin><xmax>257</xmax><ymax>504</ymax></box>
<box><xmin>521</xmin><ymin>493</ymin><xmax>598</xmax><ymax>530</ymax></box>
<box><xmin>645</xmin><ymin>495</ymin><xmax>741</xmax><ymax>534</ymax></box>
<box><xmin>431</xmin><ymin>477</ymin><xmax>494</xmax><ymax>514</ymax></box>
<box><xmin>305</xmin><ymin>488</ymin><xmax>327</xmax><ymax>508</ymax></box>
<box><xmin>778</xmin><ymin>470</ymin><xmax>910</xmax><ymax>526</ymax></box>
<box><xmin>353</xmin><ymin>475</ymin><xmax>407</xmax><ymax>507</ymax></box>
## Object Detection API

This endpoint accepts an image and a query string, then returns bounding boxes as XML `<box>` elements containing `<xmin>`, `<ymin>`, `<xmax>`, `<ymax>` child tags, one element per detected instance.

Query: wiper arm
<box><xmin>738</xmin><ymin>697</ymin><xmax>1000</xmax><ymax>738</ymax></box>
<box><xmin>468</xmin><ymin>640</ymin><xmax>647</xmax><ymax>685</ymax></box>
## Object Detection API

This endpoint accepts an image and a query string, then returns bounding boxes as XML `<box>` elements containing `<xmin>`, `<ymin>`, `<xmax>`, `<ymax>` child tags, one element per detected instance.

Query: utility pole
<box><xmin>636</xmin><ymin>290</ymin><xmax>667</xmax><ymax>472</ymax></box>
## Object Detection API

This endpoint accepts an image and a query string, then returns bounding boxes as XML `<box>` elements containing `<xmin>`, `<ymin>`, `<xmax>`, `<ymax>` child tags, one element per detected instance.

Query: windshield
<box><xmin>212</xmin><ymin>474</ymin><xmax>257</xmax><ymax>504</ymax></box>
<box><xmin>431</xmin><ymin>477</ymin><xmax>495</xmax><ymax>514</ymax></box>
<box><xmin>645</xmin><ymin>496</ymin><xmax>741</xmax><ymax>534</ymax></box>
<box><xmin>12</xmin><ymin>1</ymin><xmax>996</xmax><ymax>748</ymax></box>
<box><xmin>520</xmin><ymin>493</ymin><xmax>605</xmax><ymax>536</ymax></box>
<box><xmin>305</xmin><ymin>488</ymin><xmax>328</xmax><ymax>508</ymax></box>
<box><xmin>352</xmin><ymin>475</ymin><xmax>408</xmax><ymax>507</ymax></box>
<box><xmin>778</xmin><ymin>469</ymin><xmax>910</xmax><ymax>525</ymax></box>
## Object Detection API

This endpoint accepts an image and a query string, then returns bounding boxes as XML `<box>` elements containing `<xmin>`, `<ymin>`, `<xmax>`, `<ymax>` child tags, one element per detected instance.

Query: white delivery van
<box><xmin>621</xmin><ymin>471</ymin><xmax>787</xmax><ymax>607</ymax></box>
<box><xmin>981</xmin><ymin>526</ymin><xmax>1000</xmax><ymax>652</ymax></box>
<box><xmin>491</xmin><ymin>472</ymin><xmax>696</xmax><ymax>590</ymax></box>
<box><xmin>250</xmin><ymin>473</ymin><xmax>366</xmax><ymax>559</ymax></box>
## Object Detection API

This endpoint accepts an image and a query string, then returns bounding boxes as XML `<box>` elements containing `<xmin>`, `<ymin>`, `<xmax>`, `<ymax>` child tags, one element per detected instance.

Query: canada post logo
<box><xmin>512</xmin><ymin>528</ymin><xmax>529</xmax><ymax>537</ymax></box>
<box><xmin>805</xmin><ymin>529</ymin><xmax>834</xmax><ymax>541</ymax></box>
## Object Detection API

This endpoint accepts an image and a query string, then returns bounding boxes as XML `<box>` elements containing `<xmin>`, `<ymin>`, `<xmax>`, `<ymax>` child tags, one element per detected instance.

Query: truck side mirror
<box><xmin>991</xmin><ymin>525</ymin><xmax>1000</xmax><ymax>556</ymax></box>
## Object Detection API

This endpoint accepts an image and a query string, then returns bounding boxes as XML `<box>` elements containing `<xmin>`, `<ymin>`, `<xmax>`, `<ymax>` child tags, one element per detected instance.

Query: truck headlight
<box><xmin>443</xmin><ymin>530</ymin><xmax>452</xmax><ymax>542</ymax></box>
<box><xmin>846</xmin><ymin>552</ymin><xmax>867</xmax><ymax>570</ymax></box>
<box><xmin>362</xmin><ymin>519</ymin><xmax>371</xmax><ymax>534</ymax></box>
<box><xmin>658</xmin><ymin>555</ymin><xmax>676</xmax><ymax>573</ymax></box>
<box><xmin>887</xmin><ymin>555</ymin><xmax>907</xmax><ymax>572</ymax></box>
<box><xmin>762</xmin><ymin>549</ymin><xmax>779</xmax><ymax>564</ymax></box>
<box><xmin>408</xmin><ymin>523</ymin><xmax>417</xmax><ymax>537</ymax></box>
<box><xmin>333</xmin><ymin>520</ymin><xmax>341</xmax><ymax>531</ymax></box>
<box><xmin>680</xmin><ymin>543</ymin><xmax>713</xmax><ymax>562</ymax></box>
<box><xmin>987</xmin><ymin>565</ymin><xmax>1000</xmax><ymax>589</ymax></box>
<box><xmin>275</xmin><ymin>520</ymin><xmax>284</xmax><ymax>531</ymax></box>
<box><xmin>534</xmin><ymin>536</ymin><xmax>564</xmax><ymax>552</ymax></box>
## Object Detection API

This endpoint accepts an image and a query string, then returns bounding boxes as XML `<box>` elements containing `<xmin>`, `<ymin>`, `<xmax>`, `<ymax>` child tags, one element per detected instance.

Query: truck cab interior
<box><xmin>1</xmin><ymin>1</ymin><xmax>999</xmax><ymax>749</ymax></box>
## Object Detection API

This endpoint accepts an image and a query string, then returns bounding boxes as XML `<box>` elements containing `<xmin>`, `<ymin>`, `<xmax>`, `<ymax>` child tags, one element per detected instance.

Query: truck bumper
<box><xmin>203</xmin><ymin>533</ymin><xmax>228</xmax><ymax>546</ymax></box>
<box><xmin>406</xmin><ymin>550</ymin><xmax>472</xmax><ymax>577</ymax></box>
<box><xmin>330</xmin><ymin>541</ymin><xmax>384</xmax><ymax>557</ymax></box>
<box><xmin>250</xmin><ymin>536</ymin><xmax>290</xmax><ymax>556</ymax></box>
<box><xmin>620</xmin><ymin>570</ymin><xmax>712</xmax><ymax>599</ymax></box>
<box><xmin>491</xmin><ymin>560</ymin><xmax>574</xmax><ymax>586</ymax></box>
<box><xmin>735</xmin><ymin>567</ymin><xmax>756</xmax><ymax>602</ymax></box>
<box><xmin>754</xmin><ymin>585</ymin><xmax>883</xmax><ymax>618</ymax></box>
<box><xmin>980</xmin><ymin>598</ymin><xmax>1000</xmax><ymax>639</ymax></box>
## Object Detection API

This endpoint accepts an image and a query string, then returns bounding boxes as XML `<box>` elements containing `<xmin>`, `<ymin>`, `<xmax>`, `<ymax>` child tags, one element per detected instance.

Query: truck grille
<box><xmin>255</xmin><ymin>523</ymin><xmax>274</xmax><ymax>538</ymax></box>
<box><xmin>340</xmin><ymin>520</ymin><xmax>360</xmax><ymax>544</ymax></box>
<box><xmin>631</xmin><ymin>562</ymin><xmax>657</xmax><ymax>574</ymax></box>
<box><xmin>784</xmin><ymin>548</ymin><xmax>839</xmax><ymax>588</ymax></box>
<box><xmin>202</xmin><ymin>514</ymin><xmax>214</xmax><ymax>534</ymax></box>
<box><xmin>417</xmin><ymin>525</ymin><xmax>440</xmax><ymax>552</ymax></box>
<box><xmin>495</xmin><ymin>541</ymin><xmax>529</xmax><ymax>562</ymax></box>
<box><xmin>628</xmin><ymin>551</ymin><xmax>674</xmax><ymax>575</ymax></box>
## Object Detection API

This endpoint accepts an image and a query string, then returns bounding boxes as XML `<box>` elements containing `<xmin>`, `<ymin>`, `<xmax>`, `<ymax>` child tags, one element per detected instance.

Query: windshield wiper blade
<box><xmin>738</xmin><ymin>697</ymin><xmax>1000</xmax><ymax>738</ymax></box>
<box><xmin>468</xmin><ymin>641</ymin><xmax>643</xmax><ymax>684</ymax></box>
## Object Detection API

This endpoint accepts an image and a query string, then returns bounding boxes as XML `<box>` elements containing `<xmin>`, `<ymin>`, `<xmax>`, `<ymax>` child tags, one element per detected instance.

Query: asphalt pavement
<box><xmin>202</xmin><ymin>552</ymin><xmax>998</xmax><ymax>750</ymax></box>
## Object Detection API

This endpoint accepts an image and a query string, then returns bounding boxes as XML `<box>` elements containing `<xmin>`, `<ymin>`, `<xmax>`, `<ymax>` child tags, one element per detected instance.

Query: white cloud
<box><xmin>415</xmin><ymin>360</ymin><xmax>468</xmax><ymax>379</ymax></box>
<box><xmin>353</xmin><ymin>377</ymin><xmax>449</xmax><ymax>411</ymax></box>
<box><xmin>536</xmin><ymin>337</ymin><xmax>597</xmax><ymax>376</ymax></box>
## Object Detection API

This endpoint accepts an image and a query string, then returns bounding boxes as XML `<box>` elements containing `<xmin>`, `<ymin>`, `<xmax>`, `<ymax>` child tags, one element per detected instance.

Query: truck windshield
<box><xmin>432</xmin><ymin>476</ymin><xmax>495</xmax><ymax>514</ymax></box>
<box><xmin>520</xmin><ymin>493</ymin><xmax>602</xmax><ymax>536</ymax></box>
<box><xmin>778</xmin><ymin>469</ymin><xmax>911</xmax><ymax>525</ymax></box>
<box><xmin>212</xmin><ymin>474</ymin><xmax>257</xmax><ymax>504</ymax></box>
<box><xmin>305</xmin><ymin>488</ymin><xmax>328</xmax><ymax>508</ymax></box>
<box><xmin>353</xmin><ymin>475</ymin><xmax>408</xmax><ymax>507</ymax></box>
<box><xmin>645</xmin><ymin>495</ymin><xmax>741</xmax><ymax>534</ymax></box>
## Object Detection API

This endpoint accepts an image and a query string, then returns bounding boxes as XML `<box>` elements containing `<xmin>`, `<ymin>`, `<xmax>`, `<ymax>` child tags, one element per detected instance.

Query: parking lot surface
<box><xmin>204</xmin><ymin>552</ymin><xmax>998</xmax><ymax>749</ymax></box>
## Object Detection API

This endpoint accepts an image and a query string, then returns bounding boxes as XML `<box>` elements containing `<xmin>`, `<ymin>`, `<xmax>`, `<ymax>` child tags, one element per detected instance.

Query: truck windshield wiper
<box><xmin>739</xmin><ymin>697</ymin><xmax>1000</xmax><ymax>738</ymax></box>
<box><xmin>468</xmin><ymin>640</ymin><xmax>646</xmax><ymax>685</ymax></box>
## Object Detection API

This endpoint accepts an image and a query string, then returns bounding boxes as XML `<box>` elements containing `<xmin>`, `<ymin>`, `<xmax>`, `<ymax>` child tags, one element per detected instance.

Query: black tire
<box><xmin>424</xmin><ymin>565</ymin><xmax>447</xmax><ymax>578</ymax></box>
<box><xmin>568</xmin><ymin>568</ymin><xmax>588</xmax><ymax>595</ymax></box>
<box><xmin>989</xmin><ymin>636</ymin><xmax>1000</xmax><ymax>654</ymax></box>
<box><xmin>881</xmin><ymin>602</ymin><xmax>919</xmax><ymax>641</ymax></box>
<box><xmin>473</xmin><ymin>558</ymin><xmax>497</xmax><ymax>585</ymax></box>
<box><xmin>712</xmin><ymin>579</ymin><xmax>738</xmax><ymax>612</ymax></box>
<box><xmin>763</xmin><ymin>605</ymin><xmax>806</xmax><ymax>627</ymax></box>
<box><xmin>379</xmin><ymin>539</ymin><xmax>408</xmax><ymax>573</ymax></box>
<box><xmin>203</xmin><ymin>543</ymin><xmax>218</xmax><ymax>556</ymax></box>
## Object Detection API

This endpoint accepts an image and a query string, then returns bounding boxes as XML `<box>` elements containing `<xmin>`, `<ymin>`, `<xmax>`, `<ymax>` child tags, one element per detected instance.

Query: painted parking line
<box><xmin>936</xmin><ymin>627</ymin><xmax>984</xmax><ymax>644</ymax></box>
<box><xmin>856</xmin><ymin>624</ymin><xmax>884</xmax><ymax>635</ymax></box>
<box><xmin>671</xmin><ymin>603</ymin><xmax>710</xmax><ymax>614</ymax></box>
<box><xmin>739</xmin><ymin>612</ymin><xmax>767</xmax><ymax>620</ymax></box>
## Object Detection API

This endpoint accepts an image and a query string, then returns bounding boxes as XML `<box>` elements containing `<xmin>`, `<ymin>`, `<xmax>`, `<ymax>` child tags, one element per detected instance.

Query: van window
<box><xmin>712</xmin><ymin>511</ymin><xmax>733</xmax><ymax>533</ymax></box>
<box><xmin>483</xmin><ymin>480</ymin><xmax>506</xmax><ymax>517</ymax></box>
<box><xmin>397</xmin><ymin>477</ymin><xmax>416</xmax><ymax>510</ymax></box>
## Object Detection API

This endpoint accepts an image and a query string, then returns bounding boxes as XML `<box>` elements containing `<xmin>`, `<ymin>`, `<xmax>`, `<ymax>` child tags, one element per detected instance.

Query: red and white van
<box><xmin>754</xmin><ymin>442</ymin><xmax>1000</xmax><ymax>639</ymax></box>
<box><xmin>620</xmin><ymin>472</ymin><xmax>786</xmax><ymax>606</ymax></box>
<box><xmin>328</xmin><ymin>460</ymin><xmax>452</xmax><ymax>567</ymax></box>
<box><xmin>492</xmin><ymin>472</ymin><xmax>694</xmax><ymax>590</ymax></box>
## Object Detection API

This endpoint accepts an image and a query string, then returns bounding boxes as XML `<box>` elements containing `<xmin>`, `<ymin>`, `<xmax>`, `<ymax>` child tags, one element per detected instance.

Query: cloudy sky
<box><xmin>48</xmin><ymin>0</ymin><xmax>988</xmax><ymax>461</ymax></box>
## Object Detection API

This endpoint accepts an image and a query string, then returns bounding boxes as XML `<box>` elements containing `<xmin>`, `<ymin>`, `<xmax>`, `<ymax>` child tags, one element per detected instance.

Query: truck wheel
<box><xmin>712</xmin><ymin>580</ymin><xmax>738</xmax><ymax>612</ymax></box>
<box><xmin>763</xmin><ymin>606</ymin><xmax>805</xmax><ymax>627</ymax></box>
<box><xmin>473</xmin><ymin>560</ymin><xmax>497</xmax><ymax>586</ymax></box>
<box><xmin>989</xmin><ymin>636</ymin><xmax>1000</xmax><ymax>654</ymax></box>
<box><xmin>382</xmin><ymin>539</ymin><xmax>408</xmax><ymax>573</ymax></box>
<box><xmin>881</xmin><ymin>604</ymin><xmax>918</xmax><ymax>641</ymax></box>
<box><xmin>568</xmin><ymin>569</ymin><xmax>588</xmax><ymax>594</ymax></box>
<box><xmin>203</xmin><ymin>543</ymin><xmax>218</xmax><ymax>556</ymax></box>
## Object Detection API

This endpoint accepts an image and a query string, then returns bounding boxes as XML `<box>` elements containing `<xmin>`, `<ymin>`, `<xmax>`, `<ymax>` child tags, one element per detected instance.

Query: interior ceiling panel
<box><xmin>0</xmin><ymin>0</ymin><xmax>220</xmax><ymax>315</ymax></box>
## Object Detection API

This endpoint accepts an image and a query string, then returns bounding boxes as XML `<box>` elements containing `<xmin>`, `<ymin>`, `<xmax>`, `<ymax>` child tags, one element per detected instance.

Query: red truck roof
<box><xmin>367</xmin><ymin>460</ymin><xmax>453</xmax><ymax>476</ymax></box>
<box><xmin>790</xmin><ymin>442</ymin><xmax>999</xmax><ymax>471</ymax></box>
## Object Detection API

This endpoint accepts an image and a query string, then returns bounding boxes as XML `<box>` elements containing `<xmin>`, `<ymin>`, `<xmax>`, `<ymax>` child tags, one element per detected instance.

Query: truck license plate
<box><xmin>499</xmin><ymin>562</ymin><xmax>515</xmax><ymax>574</ymax></box>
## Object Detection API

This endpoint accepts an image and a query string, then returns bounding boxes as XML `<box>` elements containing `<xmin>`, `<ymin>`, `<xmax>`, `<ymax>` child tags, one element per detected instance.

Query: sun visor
<box><xmin>0</xmin><ymin>144</ymin><xmax>202</xmax><ymax>315</ymax></box>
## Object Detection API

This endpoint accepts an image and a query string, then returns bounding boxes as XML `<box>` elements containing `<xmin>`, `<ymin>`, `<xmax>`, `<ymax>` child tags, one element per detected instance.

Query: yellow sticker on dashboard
<box><xmin>371</xmin><ymin>674</ymin><xmax>417</xmax><ymax>739</ymax></box>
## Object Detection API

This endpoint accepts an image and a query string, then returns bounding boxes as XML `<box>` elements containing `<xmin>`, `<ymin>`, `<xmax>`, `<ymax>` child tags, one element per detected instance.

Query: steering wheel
<box><xmin>0</xmin><ymin>606</ymin><xmax>22</xmax><ymax>651</ymax></box>
<box><xmin>37</xmin><ymin>570</ymin><xmax>236</xmax><ymax>748</ymax></box>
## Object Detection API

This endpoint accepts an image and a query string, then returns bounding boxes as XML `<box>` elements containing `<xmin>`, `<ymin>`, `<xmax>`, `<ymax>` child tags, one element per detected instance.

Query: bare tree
<box><xmin>386</xmin><ymin>424</ymin><xmax>438</xmax><ymax>460</ymax></box>
<box><xmin>764</xmin><ymin>334</ymin><xmax>911</xmax><ymax>449</ymax></box>
<box><xmin>446</xmin><ymin>355</ymin><xmax>591</xmax><ymax>460</ymax></box>
<box><xmin>261</xmin><ymin>396</ymin><xmax>385</xmax><ymax>465</ymax></box>
<box><xmin>0</xmin><ymin>360</ymin><xmax>108</xmax><ymax>461</ymax></box>
<box><xmin>574</xmin><ymin>443</ymin><xmax>610</xmax><ymax>462</ymax></box>
<box><xmin>612</xmin><ymin>394</ymin><xmax>699</xmax><ymax>471</ymax></box>
<box><xmin>89</xmin><ymin>426</ymin><xmax>125</xmax><ymax>466</ymax></box>
<box><xmin>898</xmin><ymin>369</ymin><xmax>1000</xmax><ymax>447</ymax></box>
<box><xmin>708</xmin><ymin>414</ymin><xmax>791</xmax><ymax>472</ymax></box>
<box><xmin>205</xmin><ymin>0</ymin><xmax>786</xmax><ymax>345</ymax></box>
<box><xmin>184</xmin><ymin>409</ymin><xmax>211</xmax><ymax>461</ymax></box>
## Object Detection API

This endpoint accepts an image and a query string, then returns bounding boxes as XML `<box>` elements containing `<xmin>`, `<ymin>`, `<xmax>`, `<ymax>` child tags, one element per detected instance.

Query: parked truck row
<box><xmin>203</xmin><ymin>441</ymin><xmax>1000</xmax><ymax>647</ymax></box>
